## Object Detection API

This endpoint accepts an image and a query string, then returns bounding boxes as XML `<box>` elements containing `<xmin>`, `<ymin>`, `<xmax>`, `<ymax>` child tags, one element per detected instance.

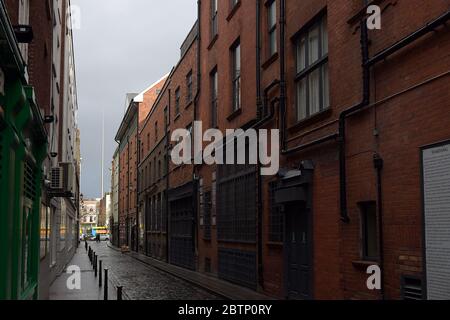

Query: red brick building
<box><xmin>116</xmin><ymin>79</ymin><xmax>166</xmax><ymax>250</ymax></box>
<box><xmin>115</xmin><ymin>0</ymin><xmax>450</xmax><ymax>300</ymax></box>
<box><xmin>194</xmin><ymin>0</ymin><xmax>450</xmax><ymax>300</ymax></box>
<box><xmin>136</xmin><ymin>23</ymin><xmax>198</xmax><ymax>266</ymax></box>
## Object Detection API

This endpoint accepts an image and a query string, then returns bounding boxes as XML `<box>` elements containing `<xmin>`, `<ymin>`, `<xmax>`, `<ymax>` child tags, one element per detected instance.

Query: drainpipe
<box><xmin>136</xmin><ymin>108</ymin><xmax>140</xmax><ymax>252</ymax></box>
<box><xmin>193</xmin><ymin>0</ymin><xmax>202</xmax><ymax>266</ymax></box>
<box><xmin>279</xmin><ymin>0</ymin><xmax>287</xmax><ymax>151</ymax></box>
<box><xmin>338</xmin><ymin>10</ymin><xmax>450</xmax><ymax>223</ymax></box>
<box><xmin>374</xmin><ymin>153</ymin><xmax>385</xmax><ymax>300</ymax></box>
<box><xmin>256</xmin><ymin>0</ymin><xmax>263</xmax><ymax>119</ymax></box>
<box><xmin>255</xmin><ymin>0</ymin><xmax>264</xmax><ymax>290</ymax></box>
<box><xmin>166</xmin><ymin>88</ymin><xmax>171</xmax><ymax>262</ymax></box>
<box><xmin>338</xmin><ymin>20</ymin><xmax>370</xmax><ymax>223</ymax></box>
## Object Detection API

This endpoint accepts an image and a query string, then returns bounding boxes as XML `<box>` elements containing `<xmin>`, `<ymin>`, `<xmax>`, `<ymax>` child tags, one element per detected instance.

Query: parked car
<box><xmin>99</xmin><ymin>234</ymin><xmax>110</xmax><ymax>241</ymax></box>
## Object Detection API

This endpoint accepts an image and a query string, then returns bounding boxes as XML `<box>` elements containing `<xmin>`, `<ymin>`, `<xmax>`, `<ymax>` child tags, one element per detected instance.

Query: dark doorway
<box><xmin>285</xmin><ymin>202</ymin><xmax>312</xmax><ymax>299</ymax></box>
<box><xmin>169</xmin><ymin>196</ymin><xmax>195</xmax><ymax>270</ymax></box>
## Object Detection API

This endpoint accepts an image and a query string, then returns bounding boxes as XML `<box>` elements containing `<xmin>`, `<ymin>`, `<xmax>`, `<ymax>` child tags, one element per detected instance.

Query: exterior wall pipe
<box><xmin>279</xmin><ymin>0</ymin><xmax>287</xmax><ymax>152</ymax></box>
<box><xmin>337</xmin><ymin>20</ymin><xmax>370</xmax><ymax>223</ymax></box>
<box><xmin>256</xmin><ymin>0</ymin><xmax>263</xmax><ymax>119</ymax></box>
<box><xmin>374</xmin><ymin>154</ymin><xmax>385</xmax><ymax>300</ymax></box>
<box><xmin>256</xmin><ymin>0</ymin><xmax>264</xmax><ymax>290</ymax></box>
<box><xmin>338</xmin><ymin>10</ymin><xmax>450</xmax><ymax>223</ymax></box>
<box><xmin>367</xmin><ymin>10</ymin><xmax>450</xmax><ymax>67</ymax></box>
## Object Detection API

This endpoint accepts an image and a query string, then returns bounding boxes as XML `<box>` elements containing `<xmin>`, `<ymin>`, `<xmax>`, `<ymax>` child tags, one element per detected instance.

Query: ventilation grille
<box><xmin>24</xmin><ymin>162</ymin><xmax>36</xmax><ymax>201</ymax></box>
<box><xmin>401</xmin><ymin>276</ymin><xmax>423</xmax><ymax>300</ymax></box>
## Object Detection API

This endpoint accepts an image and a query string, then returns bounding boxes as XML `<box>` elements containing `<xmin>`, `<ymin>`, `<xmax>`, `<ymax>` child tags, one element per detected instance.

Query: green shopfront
<box><xmin>0</xmin><ymin>3</ymin><xmax>47</xmax><ymax>300</ymax></box>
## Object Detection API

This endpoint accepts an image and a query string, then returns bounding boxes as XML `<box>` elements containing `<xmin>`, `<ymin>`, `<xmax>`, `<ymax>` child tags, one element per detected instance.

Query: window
<box><xmin>211</xmin><ymin>67</ymin><xmax>218</xmax><ymax>127</ymax></box>
<box><xmin>295</xmin><ymin>15</ymin><xmax>329</xmax><ymax>121</ymax></box>
<box><xmin>164</xmin><ymin>106</ymin><xmax>168</xmax><ymax>129</ymax></box>
<box><xmin>360</xmin><ymin>202</ymin><xmax>379</xmax><ymax>261</ymax></box>
<box><xmin>158</xmin><ymin>160</ymin><xmax>162</xmax><ymax>179</ymax></box>
<box><xmin>154</xmin><ymin>122</ymin><xmax>158</xmax><ymax>142</ymax></box>
<box><xmin>230</xmin><ymin>0</ymin><xmax>239</xmax><ymax>9</ymax></box>
<box><xmin>175</xmin><ymin>87</ymin><xmax>181</xmax><ymax>116</ymax></box>
<box><xmin>211</xmin><ymin>0</ymin><xmax>218</xmax><ymax>39</ymax></box>
<box><xmin>231</xmin><ymin>41</ymin><xmax>241</xmax><ymax>112</ymax></box>
<box><xmin>186</xmin><ymin>71</ymin><xmax>193</xmax><ymax>103</ymax></box>
<box><xmin>267</xmin><ymin>1</ymin><xmax>277</xmax><ymax>56</ymax></box>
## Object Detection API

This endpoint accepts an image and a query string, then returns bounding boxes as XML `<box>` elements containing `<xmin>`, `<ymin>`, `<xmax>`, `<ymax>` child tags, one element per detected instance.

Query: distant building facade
<box><xmin>80</xmin><ymin>199</ymin><xmax>99</xmax><ymax>236</ymax></box>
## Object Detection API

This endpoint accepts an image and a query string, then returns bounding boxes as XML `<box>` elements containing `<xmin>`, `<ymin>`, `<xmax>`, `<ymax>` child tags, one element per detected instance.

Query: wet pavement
<box><xmin>79</xmin><ymin>242</ymin><xmax>221</xmax><ymax>300</ymax></box>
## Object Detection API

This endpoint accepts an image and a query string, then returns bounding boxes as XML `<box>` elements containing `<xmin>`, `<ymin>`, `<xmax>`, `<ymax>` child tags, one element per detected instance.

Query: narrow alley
<box><xmin>51</xmin><ymin>242</ymin><xmax>221</xmax><ymax>300</ymax></box>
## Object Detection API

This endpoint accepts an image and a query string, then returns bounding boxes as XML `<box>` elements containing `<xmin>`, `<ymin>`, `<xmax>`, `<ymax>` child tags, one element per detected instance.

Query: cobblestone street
<box><xmin>70</xmin><ymin>242</ymin><xmax>221</xmax><ymax>300</ymax></box>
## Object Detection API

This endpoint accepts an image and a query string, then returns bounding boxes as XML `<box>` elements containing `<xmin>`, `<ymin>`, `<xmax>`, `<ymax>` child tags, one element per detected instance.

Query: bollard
<box><xmin>117</xmin><ymin>286</ymin><xmax>123</xmax><ymax>301</ymax></box>
<box><xmin>99</xmin><ymin>260</ymin><xmax>103</xmax><ymax>287</ymax></box>
<box><xmin>94</xmin><ymin>255</ymin><xmax>97</xmax><ymax>277</ymax></box>
<box><xmin>104</xmin><ymin>268</ymin><xmax>109</xmax><ymax>300</ymax></box>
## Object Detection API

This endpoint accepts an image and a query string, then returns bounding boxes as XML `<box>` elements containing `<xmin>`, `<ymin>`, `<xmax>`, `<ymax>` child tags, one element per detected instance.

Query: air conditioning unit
<box><xmin>50</xmin><ymin>162</ymin><xmax>74</xmax><ymax>195</ymax></box>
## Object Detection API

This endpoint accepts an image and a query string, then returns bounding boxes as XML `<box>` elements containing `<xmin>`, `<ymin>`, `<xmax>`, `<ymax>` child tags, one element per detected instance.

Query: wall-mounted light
<box><xmin>44</xmin><ymin>115</ymin><xmax>55</xmax><ymax>124</ymax></box>
<box><xmin>13</xmin><ymin>25</ymin><xmax>34</xmax><ymax>43</ymax></box>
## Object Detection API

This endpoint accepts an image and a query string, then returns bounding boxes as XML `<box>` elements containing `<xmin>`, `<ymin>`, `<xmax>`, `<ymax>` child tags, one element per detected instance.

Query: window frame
<box><xmin>211</xmin><ymin>0</ymin><xmax>218</xmax><ymax>40</ymax></box>
<box><xmin>267</xmin><ymin>0</ymin><xmax>277</xmax><ymax>57</ymax></box>
<box><xmin>186</xmin><ymin>70</ymin><xmax>193</xmax><ymax>103</ymax></box>
<box><xmin>231</xmin><ymin>40</ymin><xmax>241</xmax><ymax>112</ymax></box>
<box><xmin>210</xmin><ymin>66</ymin><xmax>218</xmax><ymax>128</ymax></box>
<box><xmin>294</xmin><ymin>14</ymin><xmax>329</xmax><ymax>122</ymax></box>
<box><xmin>359</xmin><ymin>201</ymin><xmax>379</xmax><ymax>262</ymax></box>
<box><xmin>174</xmin><ymin>87</ymin><xmax>181</xmax><ymax>116</ymax></box>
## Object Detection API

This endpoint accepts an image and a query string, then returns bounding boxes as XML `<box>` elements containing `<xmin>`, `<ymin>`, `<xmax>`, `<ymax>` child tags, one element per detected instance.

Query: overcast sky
<box><xmin>72</xmin><ymin>0</ymin><xmax>197</xmax><ymax>199</ymax></box>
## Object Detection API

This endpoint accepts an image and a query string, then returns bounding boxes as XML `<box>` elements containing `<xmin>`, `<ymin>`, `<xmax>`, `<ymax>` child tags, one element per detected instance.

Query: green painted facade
<box><xmin>0</xmin><ymin>2</ymin><xmax>47</xmax><ymax>300</ymax></box>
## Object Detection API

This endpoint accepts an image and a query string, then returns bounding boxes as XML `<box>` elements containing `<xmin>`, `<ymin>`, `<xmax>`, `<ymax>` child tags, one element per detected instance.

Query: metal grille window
<box><xmin>211</xmin><ymin>0</ymin><xmax>218</xmax><ymax>39</ymax></box>
<box><xmin>217</xmin><ymin>164</ymin><xmax>256</xmax><ymax>242</ymax></box>
<box><xmin>170</xmin><ymin>197</ymin><xmax>195</xmax><ymax>270</ymax></box>
<box><xmin>210</xmin><ymin>67</ymin><xmax>218</xmax><ymax>127</ymax></box>
<box><xmin>269</xmin><ymin>182</ymin><xmax>283</xmax><ymax>243</ymax></box>
<box><xmin>231</xmin><ymin>41</ymin><xmax>241</xmax><ymax>111</ymax></box>
<box><xmin>295</xmin><ymin>15</ymin><xmax>329</xmax><ymax>121</ymax></box>
<box><xmin>218</xmin><ymin>248</ymin><xmax>257</xmax><ymax>290</ymax></box>
<box><xmin>23</xmin><ymin>162</ymin><xmax>36</xmax><ymax>202</ymax></box>
<box><xmin>161</xmin><ymin>192</ymin><xmax>167</xmax><ymax>232</ymax></box>
<box><xmin>267</xmin><ymin>0</ymin><xmax>277</xmax><ymax>56</ymax></box>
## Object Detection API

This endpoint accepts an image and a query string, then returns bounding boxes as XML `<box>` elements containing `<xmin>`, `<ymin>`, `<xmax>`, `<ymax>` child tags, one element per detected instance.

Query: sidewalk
<box><xmin>108</xmin><ymin>243</ymin><xmax>274</xmax><ymax>300</ymax></box>
<box><xmin>49</xmin><ymin>246</ymin><xmax>117</xmax><ymax>300</ymax></box>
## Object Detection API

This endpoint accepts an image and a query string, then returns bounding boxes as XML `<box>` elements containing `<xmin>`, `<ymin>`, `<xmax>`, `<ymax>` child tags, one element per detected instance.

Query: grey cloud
<box><xmin>72</xmin><ymin>0</ymin><xmax>197</xmax><ymax>198</ymax></box>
